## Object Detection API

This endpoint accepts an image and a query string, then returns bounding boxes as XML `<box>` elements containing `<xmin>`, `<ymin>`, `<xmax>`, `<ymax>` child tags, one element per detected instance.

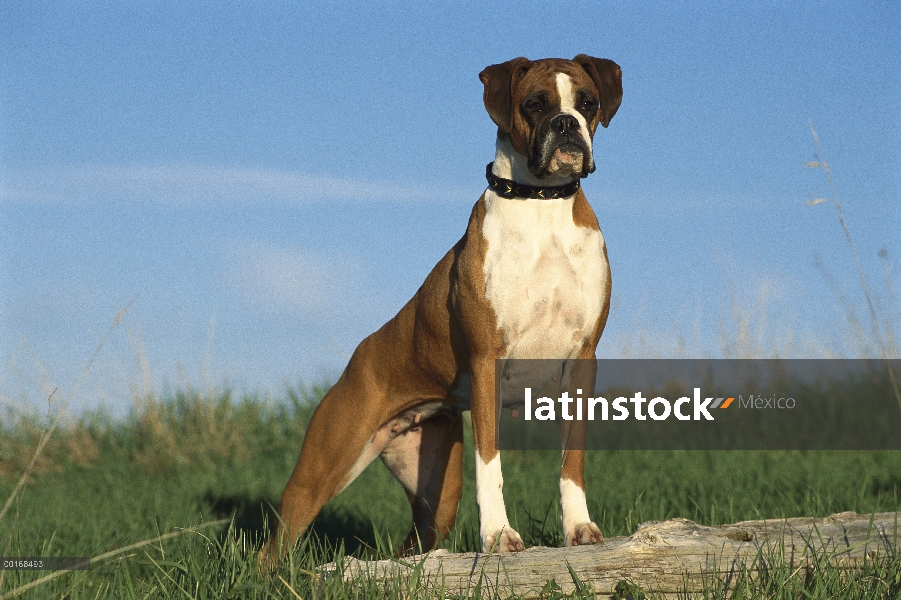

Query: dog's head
<box><xmin>479</xmin><ymin>55</ymin><xmax>622</xmax><ymax>180</ymax></box>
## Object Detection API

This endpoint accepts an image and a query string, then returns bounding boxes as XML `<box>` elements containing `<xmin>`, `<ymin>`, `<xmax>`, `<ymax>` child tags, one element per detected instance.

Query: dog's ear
<box><xmin>479</xmin><ymin>57</ymin><xmax>531</xmax><ymax>133</ymax></box>
<box><xmin>573</xmin><ymin>55</ymin><xmax>622</xmax><ymax>128</ymax></box>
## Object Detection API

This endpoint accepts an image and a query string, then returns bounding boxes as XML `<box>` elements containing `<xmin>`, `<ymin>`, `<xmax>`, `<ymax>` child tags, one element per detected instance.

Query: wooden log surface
<box><xmin>323</xmin><ymin>511</ymin><xmax>900</xmax><ymax>598</ymax></box>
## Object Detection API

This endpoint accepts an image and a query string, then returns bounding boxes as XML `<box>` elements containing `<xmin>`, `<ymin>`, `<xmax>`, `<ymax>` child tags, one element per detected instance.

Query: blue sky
<box><xmin>1</xmin><ymin>1</ymin><xmax>899</xmax><ymax>413</ymax></box>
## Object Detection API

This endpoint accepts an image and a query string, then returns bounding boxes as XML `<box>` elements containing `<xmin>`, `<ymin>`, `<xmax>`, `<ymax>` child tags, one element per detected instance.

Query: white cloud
<box><xmin>224</xmin><ymin>241</ymin><xmax>369</xmax><ymax>319</ymax></box>
<box><xmin>0</xmin><ymin>164</ymin><xmax>446</xmax><ymax>205</ymax></box>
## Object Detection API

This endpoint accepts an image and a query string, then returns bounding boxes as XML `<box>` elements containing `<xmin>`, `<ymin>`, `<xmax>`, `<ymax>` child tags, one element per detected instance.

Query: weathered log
<box><xmin>323</xmin><ymin>511</ymin><xmax>900</xmax><ymax>598</ymax></box>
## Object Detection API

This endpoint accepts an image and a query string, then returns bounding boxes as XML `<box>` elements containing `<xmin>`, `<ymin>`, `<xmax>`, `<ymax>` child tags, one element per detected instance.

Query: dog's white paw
<box><xmin>564</xmin><ymin>521</ymin><xmax>603</xmax><ymax>546</ymax></box>
<box><xmin>482</xmin><ymin>527</ymin><xmax>525</xmax><ymax>553</ymax></box>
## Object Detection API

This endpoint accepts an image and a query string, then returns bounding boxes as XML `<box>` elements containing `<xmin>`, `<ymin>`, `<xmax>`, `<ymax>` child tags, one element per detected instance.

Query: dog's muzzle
<box><xmin>530</xmin><ymin>113</ymin><xmax>594</xmax><ymax>178</ymax></box>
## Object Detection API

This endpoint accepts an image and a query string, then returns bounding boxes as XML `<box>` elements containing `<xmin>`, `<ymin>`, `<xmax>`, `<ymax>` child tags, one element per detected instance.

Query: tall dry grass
<box><xmin>805</xmin><ymin>121</ymin><xmax>900</xmax><ymax>408</ymax></box>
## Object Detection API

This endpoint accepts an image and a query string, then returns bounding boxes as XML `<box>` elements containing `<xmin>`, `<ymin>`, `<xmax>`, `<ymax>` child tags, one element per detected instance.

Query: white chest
<box><xmin>482</xmin><ymin>193</ymin><xmax>608</xmax><ymax>359</ymax></box>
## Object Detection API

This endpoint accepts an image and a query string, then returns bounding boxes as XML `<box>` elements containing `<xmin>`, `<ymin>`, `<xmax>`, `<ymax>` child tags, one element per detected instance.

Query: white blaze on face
<box><xmin>560</xmin><ymin>477</ymin><xmax>592</xmax><ymax>534</ymax></box>
<box><xmin>475</xmin><ymin>450</ymin><xmax>511</xmax><ymax>541</ymax></box>
<box><xmin>554</xmin><ymin>72</ymin><xmax>593</xmax><ymax>164</ymax></box>
<box><xmin>556</xmin><ymin>73</ymin><xmax>574</xmax><ymax>106</ymax></box>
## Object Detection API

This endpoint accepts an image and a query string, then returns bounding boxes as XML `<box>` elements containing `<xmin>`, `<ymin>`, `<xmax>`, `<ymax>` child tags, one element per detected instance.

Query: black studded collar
<box><xmin>485</xmin><ymin>162</ymin><xmax>580</xmax><ymax>200</ymax></box>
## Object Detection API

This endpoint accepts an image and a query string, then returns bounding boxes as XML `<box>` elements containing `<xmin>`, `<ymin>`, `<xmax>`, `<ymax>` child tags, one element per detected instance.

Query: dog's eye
<box><xmin>526</xmin><ymin>100</ymin><xmax>544</xmax><ymax>114</ymax></box>
<box><xmin>581</xmin><ymin>99</ymin><xmax>598</xmax><ymax>112</ymax></box>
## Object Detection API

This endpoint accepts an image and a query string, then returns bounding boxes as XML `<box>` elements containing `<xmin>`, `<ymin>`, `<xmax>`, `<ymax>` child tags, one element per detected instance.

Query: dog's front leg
<box><xmin>560</xmin><ymin>444</ymin><xmax>603</xmax><ymax>545</ymax></box>
<box><xmin>560</xmin><ymin>359</ymin><xmax>603</xmax><ymax>546</ymax></box>
<box><xmin>471</xmin><ymin>356</ymin><xmax>525</xmax><ymax>552</ymax></box>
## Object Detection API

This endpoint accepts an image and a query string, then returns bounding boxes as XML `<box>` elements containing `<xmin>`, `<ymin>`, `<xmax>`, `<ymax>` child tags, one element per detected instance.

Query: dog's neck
<box><xmin>491</xmin><ymin>133</ymin><xmax>577</xmax><ymax>189</ymax></box>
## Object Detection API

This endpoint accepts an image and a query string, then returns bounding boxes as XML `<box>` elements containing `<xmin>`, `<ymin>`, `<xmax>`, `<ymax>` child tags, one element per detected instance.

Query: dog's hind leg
<box><xmin>267</xmin><ymin>381</ymin><xmax>394</xmax><ymax>558</ymax></box>
<box><xmin>380</xmin><ymin>413</ymin><xmax>464</xmax><ymax>555</ymax></box>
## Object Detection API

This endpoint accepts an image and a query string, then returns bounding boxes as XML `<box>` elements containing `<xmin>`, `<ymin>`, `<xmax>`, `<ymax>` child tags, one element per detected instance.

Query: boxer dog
<box><xmin>267</xmin><ymin>55</ymin><xmax>622</xmax><ymax>558</ymax></box>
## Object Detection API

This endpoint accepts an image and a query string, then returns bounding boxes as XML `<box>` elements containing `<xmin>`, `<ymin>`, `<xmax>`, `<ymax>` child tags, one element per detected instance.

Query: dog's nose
<box><xmin>551</xmin><ymin>114</ymin><xmax>579</xmax><ymax>135</ymax></box>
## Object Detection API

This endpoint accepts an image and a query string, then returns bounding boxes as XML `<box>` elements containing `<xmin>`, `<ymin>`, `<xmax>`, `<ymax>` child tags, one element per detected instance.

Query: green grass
<box><xmin>1</xmin><ymin>386</ymin><xmax>900</xmax><ymax>598</ymax></box>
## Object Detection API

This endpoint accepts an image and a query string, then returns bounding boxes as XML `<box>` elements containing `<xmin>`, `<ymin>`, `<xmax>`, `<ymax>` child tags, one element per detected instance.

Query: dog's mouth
<box><xmin>549</xmin><ymin>144</ymin><xmax>584</xmax><ymax>172</ymax></box>
<box><xmin>530</xmin><ymin>132</ymin><xmax>593</xmax><ymax>179</ymax></box>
